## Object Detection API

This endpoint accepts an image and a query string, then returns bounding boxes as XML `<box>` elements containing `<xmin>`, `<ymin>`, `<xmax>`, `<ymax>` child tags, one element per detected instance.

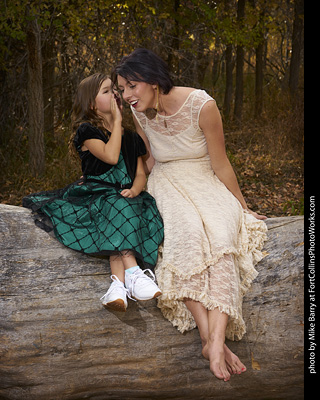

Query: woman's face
<box><xmin>94</xmin><ymin>78</ymin><xmax>115</xmax><ymax>115</ymax></box>
<box><xmin>117</xmin><ymin>75</ymin><xmax>156</xmax><ymax>112</ymax></box>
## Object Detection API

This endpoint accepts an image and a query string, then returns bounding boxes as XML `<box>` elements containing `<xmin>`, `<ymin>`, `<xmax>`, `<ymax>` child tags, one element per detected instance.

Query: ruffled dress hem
<box><xmin>155</xmin><ymin>210</ymin><xmax>267</xmax><ymax>341</ymax></box>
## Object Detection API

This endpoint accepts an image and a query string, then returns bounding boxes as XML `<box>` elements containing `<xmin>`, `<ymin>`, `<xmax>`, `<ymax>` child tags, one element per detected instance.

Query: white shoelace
<box><xmin>128</xmin><ymin>269</ymin><xmax>156</xmax><ymax>299</ymax></box>
<box><xmin>100</xmin><ymin>275</ymin><xmax>135</xmax><ymax>302</ymax></box>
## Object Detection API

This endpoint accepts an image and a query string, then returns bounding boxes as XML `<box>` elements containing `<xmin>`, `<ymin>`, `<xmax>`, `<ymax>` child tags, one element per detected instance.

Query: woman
<box><xmin>113</xmin><ymin>48</ymin><xmax>267</xmax><ymax>381</ymax></box>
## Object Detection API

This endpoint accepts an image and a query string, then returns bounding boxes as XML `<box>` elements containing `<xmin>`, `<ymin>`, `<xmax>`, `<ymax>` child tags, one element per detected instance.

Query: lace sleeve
<box><xmin>191</xmin><ymin>90</ymin><xmax>216</xmax><ymax>130</ymax></box>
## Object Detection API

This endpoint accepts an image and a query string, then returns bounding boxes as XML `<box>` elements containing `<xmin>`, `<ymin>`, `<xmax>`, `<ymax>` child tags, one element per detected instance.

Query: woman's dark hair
<box><xmin>113</xmin><ymin>48</ymin><xmax>174</xmax><ymax>94</ymax></box>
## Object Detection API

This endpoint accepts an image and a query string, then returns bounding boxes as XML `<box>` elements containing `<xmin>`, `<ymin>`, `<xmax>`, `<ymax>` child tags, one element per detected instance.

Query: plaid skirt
<box><xmin>22</xmin><ymin>154</ymin><xmax>164</xmax><ymax>269</ymax></box>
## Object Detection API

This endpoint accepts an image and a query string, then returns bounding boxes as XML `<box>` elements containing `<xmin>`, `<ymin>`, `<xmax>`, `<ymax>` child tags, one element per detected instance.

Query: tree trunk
<box><xmin>222</xmin><ymin>0</ymin><xmax>234</xmax><ymax>120</ymax></box>
<box><xmin>234</xmin><ymin>0</ymin><xmax>245</xmax><ymax>123</ymax></box>
<box><xmin>289</xmin><ymin>0</ymin><xmax>304</xmax><ymax>97</ymax></box>
<box><xmin>253</xmin><ymin>0</ymin><xmax>266</xmax><ymax>118</ymax></box>
<box><xmin>42</xmin><ymin>34</ymin><xmax>56</xmax><ymax>136</ymax></box>
<box><xmin>0</xmin><ymin>204</ymin><xmax>304</xmax><ymax>400</ymax></box>
<box><xmin>166</xmin><ymin>0</ymin><xmax>180</xmax><ymax>81</ymax></box>
<box><xmin>194</xmin><ymin>32</ymin><xmax>210</xmax><ymax>88</ymax></box>
<box><xmin>255</xmin><ymin>40</ymin><xmax>264</xmax><ymax>118</ymax></box>
<box><xmin>26</xmin><ymin>14</ymin><xmax>45</xmax><ymax>176</ymax></box>
<box><xmin>223</xmin><ymin>44</ymin><xmax>233</xmax><ymax>119</ymax></box>
<box><xmin>211</xmin><ymin>37</ymin><xmax>221</xmax><ymax>87</ymax></box>
<box><xmin>57</xmin><ymin>40</ymin><xmax>73</xmax><ymax>123</ymax></box>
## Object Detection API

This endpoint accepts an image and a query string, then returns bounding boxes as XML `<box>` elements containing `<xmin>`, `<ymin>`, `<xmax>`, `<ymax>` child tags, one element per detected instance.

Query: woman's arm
<box><xmin>132</xmin><ymin>114</ymin><xmax>155</xmax><ymax>174</ymax></box>
<box><xmin>199</xmin><ymin>100</ymin><xmax>267</xmax><ymax>220</ymax></box>
<box><xmin>121</xmin><ymin>156</ymin><xmax>146</xmax><ymax>198</ymax></box>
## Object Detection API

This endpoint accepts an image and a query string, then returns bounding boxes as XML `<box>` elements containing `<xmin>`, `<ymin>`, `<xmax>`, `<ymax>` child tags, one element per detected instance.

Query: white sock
<box><xmin>125</xmin><ymin>266</ymin><xmax>140</xmax><ymax>275</ymax></box>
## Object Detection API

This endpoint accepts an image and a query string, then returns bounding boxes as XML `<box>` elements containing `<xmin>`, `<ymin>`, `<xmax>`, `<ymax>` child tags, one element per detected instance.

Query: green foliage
<box><xmin>0</xmin><ymin>0</ymin><xmax>304</xmax><ymax>213</ymax></box>
<box><xmin>283</xmin><ymin>198</ymin><xmax>304</xmax><ymax>216</ymax></box>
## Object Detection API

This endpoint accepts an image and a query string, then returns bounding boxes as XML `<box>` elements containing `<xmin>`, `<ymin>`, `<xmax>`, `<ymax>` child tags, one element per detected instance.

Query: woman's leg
<box><xmin>206</xmin><ymin>308</ymin><xmax>230</xmax><ymax>381</ymax></box>
<box><xmin>184</xmin><ymin>299</ymin><xmax>246</xmax><ymax>379</ymax></box>
<box><xmin>183</xmin><ymin>299</ymin><xmax>209</xmax><ymax>354</ymax></box>
<box><xmin>184</xmin><ymin>299</ymin><xmax>229</xmax><ymax>380</ymax></box>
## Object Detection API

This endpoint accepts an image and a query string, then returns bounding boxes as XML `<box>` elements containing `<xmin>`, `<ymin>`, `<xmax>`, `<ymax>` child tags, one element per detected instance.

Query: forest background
<box><xmin>0</xmin><ymin>0</ymin><xmax>304</xmax><ymax>217</ymax></box>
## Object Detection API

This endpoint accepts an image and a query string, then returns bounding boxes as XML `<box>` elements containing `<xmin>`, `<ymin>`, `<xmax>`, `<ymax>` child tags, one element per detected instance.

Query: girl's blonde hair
<box><xmin>69</xmin><ymin>73</ymin><xmax>110</xmax><ymax>160</ymax></box>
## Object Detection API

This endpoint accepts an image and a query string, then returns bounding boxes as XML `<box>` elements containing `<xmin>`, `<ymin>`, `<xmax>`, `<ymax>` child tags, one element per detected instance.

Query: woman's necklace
<box><xmin>145</xmin><ymin>87</ymin><xmax>168</xmax><ymax>128</ymax></box>
<box><xmin>158</xmin><ymin>93</ymin><xmax>168</xmax><ymax>128</ymax></box>
<box><xmin>162</xmin><ymin>111</ymin><xmax>168</xmax><ymax>128</ymax></box>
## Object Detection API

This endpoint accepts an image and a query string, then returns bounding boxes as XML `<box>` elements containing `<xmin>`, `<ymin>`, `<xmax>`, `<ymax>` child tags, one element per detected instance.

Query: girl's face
<box><xmin>117</xmin><ymin>76</ymin><xmax>156</xmax><ymax>112</ymax></box>
<box><xmin>94</xmin><ymin>78</ymin><xmax>115</xmax><ymax>115</ymax></box>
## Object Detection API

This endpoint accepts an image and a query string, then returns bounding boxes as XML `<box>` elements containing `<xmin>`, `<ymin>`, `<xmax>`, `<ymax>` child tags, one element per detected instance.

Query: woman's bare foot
<box><xmin>223</xmin><ymin>344</ymin><xmax>246</xmax><ymax>374</ymax></box>
<box><xmin>202</xmin><ymin>341</ymin><xmax>209</xmax><ymax>359</ymax></box>
<box><xmin>202</xmin><ymin>342</ymin><xmax>246</xmax><ymax>376</ymax></box>
<box><xmin>207</xmin><ymin>338</ymin><xmax>231</xmax><ymax>381</ymax></box>
<box><xmin>201</xmin><ymin>337</ymin><xmax>209</xmax><ymax>359</ymax></box>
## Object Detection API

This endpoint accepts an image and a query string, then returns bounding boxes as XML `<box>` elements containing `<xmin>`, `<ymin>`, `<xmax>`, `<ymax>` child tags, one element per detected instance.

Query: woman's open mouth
<box><xmin>130</xmin><ymin>100</ymin><xmax>138</xmax><ymax>108</ymax></box>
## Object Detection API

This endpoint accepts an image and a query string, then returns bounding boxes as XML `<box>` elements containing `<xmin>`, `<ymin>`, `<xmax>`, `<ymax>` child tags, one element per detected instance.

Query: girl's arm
<box><xmin>132</xmin><ymin>114</ymin><xmax>155</xmax><ymax>174</ymax></box>
<box><xmin>121</xmin><ymin>157</ymin><xmax>146</xmax><ymax>198</ymax></box>
<box><xmin>82</xmin><ymin>95</ymin><xmax>123</xmax><ymax>165</ymax></box>
<box><xmin>199</xmin><ymin>100</ymin><xmax>267</xmax><ymax>220</ymax></box>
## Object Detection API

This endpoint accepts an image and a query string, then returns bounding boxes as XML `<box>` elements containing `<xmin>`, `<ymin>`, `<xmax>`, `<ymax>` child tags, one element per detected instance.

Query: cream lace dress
<box><xmin>132</xmin><ymin>89</ymin><xmax>267</xmax><ymax>340</ymax></box>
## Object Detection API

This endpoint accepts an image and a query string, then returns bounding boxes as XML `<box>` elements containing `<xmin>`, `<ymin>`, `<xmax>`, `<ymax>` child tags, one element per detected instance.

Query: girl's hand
<box><xmin>111</xmin><ymin>94</ymin><xmax>123</xmax><ymax>123</ymax></box>
<box><xmin>120</xmin><ymin>188</ymin><xmax>137</xmax><ymax>198</ymax></box>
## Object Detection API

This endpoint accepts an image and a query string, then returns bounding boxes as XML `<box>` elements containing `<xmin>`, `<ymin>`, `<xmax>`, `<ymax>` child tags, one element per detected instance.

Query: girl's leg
<box><xmin>110</xmin><ymin>255</ymin><xmax>125</xmax><ymax>282</ymax></box>
<box><xmin>119</xmin><ymin>250</ymin><xmax>139</xmax><ymax>270</ymax></box>
<box><xmin>120</xmin><ymin>251</ymin><xmax>161</xmax><ymax>301</ymax></box>
<box><xmin>101</xmin><ymin>255</ymin><xmax>127</xmax><ymax>312</ymax></box>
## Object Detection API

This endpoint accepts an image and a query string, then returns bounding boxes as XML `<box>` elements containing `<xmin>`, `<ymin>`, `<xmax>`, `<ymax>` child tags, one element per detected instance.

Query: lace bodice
<box><xmin>132</xmin><ymin>89</ymin><xmax>215</xmax><ymax>163</ymax></box>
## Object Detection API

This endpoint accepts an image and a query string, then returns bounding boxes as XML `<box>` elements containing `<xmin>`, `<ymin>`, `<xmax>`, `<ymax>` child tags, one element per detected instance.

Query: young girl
<box><xmin>23</xmin><ymin>73</ymin><xmax>164</xmax><ymax>312</ymax></box>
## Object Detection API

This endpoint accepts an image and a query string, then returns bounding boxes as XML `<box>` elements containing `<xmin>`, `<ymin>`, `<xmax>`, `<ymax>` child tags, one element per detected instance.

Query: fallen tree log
<box><xmin>0</xmin><ymin>204</ymin><xmax>304</xmax><ymax>400</ymax></box>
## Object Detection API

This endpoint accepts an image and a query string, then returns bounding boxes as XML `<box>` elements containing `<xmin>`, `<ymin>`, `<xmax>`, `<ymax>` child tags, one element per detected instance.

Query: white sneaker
<box><xmin>100</xmin><ymin>275</ymin><xmax>129</xmax><ymax>312</ymax></box>
<box><xmin>125</xmin><ymin>268</ymin><xmax>162</xmax><ymax>301</ymax></box>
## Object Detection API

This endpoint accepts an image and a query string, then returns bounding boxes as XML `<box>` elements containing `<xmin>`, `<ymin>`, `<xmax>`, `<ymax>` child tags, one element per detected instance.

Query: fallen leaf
<box><xmin>251</xmin><ymin>352</ymin><xmax>261</xmax><ymax>371</ymax></box>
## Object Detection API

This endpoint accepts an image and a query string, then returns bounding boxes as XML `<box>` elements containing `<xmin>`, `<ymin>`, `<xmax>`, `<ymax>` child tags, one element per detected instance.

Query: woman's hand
<box><xmin>247</xmin><ymin>208</ymin><xmax>267</xmax><ymax>220</ymax></box>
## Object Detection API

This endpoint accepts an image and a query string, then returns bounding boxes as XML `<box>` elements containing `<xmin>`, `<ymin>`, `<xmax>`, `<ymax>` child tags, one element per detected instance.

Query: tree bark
<box><xmin>166</xmin><ymin>0</ymin><xmax>180</xmax><ymax>81</ymax></box>
<box><xmin>0</xmin><ymin>204</ymin><xmax>304</xmax><ymax>400</ymax></box>
<box><xmin>254</xmin><ymin>0</ymin><xmax>266</xmax><ymax>118</ymax></box>
<box><xmin>289</xmin><ymin>0</ymin><xmax>304</xmax><ymax>97</ymax></box>
<box><xmin>223</xmin><ymin>44</ymin><xmax>234</xmax><ymax>119</ymax></box>
<box><xmin>42</xmin><ymin>34</ymin><xmax>56</xmax><ymax>136</ymax></box>
<box><xmin>222</xmin><ymin>0</ymin><xmax>234</xmax><ymax>120</ymax></box>
<box><xmin>26</xmin><ymin>14</ymin><xmax>45</xmax><ymax>176</ymax></box>
<box><xmin>234</xmin><ymin>0</ymin><xmax>245</xmax><ymax>123</ymax></box>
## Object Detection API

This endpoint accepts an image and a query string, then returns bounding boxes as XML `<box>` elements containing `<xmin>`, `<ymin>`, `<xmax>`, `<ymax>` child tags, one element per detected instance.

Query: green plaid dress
<box><xmin>23</xmin><ymin>123</ymin><xmax>164</xmax><ymax>269</ymax></box>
